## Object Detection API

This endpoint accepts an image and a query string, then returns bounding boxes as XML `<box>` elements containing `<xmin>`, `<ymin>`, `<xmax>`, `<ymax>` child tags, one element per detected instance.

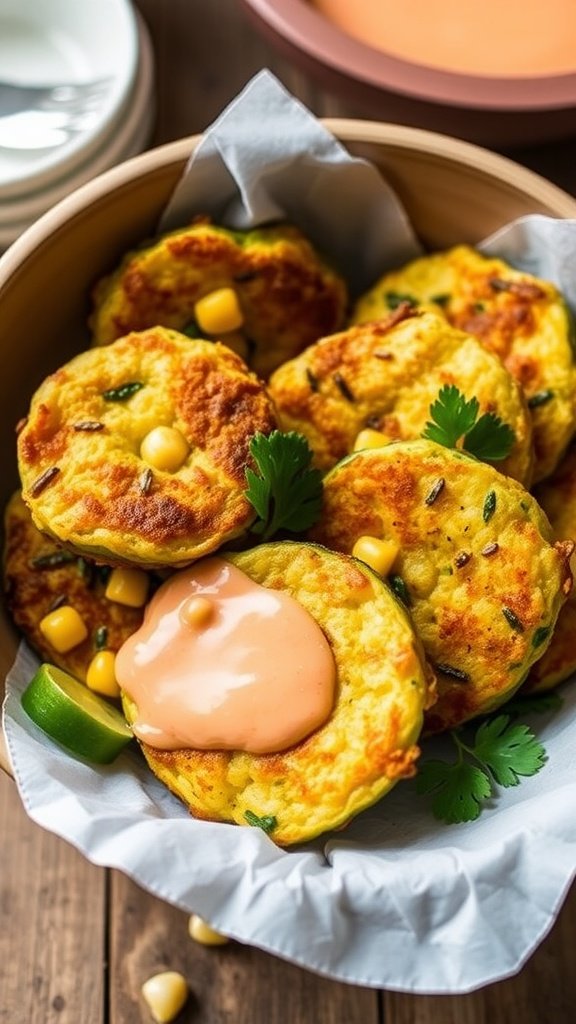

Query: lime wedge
<box><xmin>21</xmin><ymin>663</ymin><xmax>133</xmax><ymax>764</ymax></box>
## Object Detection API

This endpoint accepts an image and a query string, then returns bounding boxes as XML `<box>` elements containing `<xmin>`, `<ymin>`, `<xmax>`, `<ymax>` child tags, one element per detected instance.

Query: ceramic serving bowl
<box><xmin>1</xmin><ymin>120</ymin><xmax>576</xmax><ymax>770</ymax></box>
<box><xmin>239</xmin><ymin>0</ymin><xmax>576</xmax><ymax>146</ymax></box>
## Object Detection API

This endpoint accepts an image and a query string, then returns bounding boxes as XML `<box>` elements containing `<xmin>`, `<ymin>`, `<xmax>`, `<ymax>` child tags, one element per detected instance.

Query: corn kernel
<box><xmin>188</xmin><ymin>913</ymin><xmax>229</xmax><ymax>946</ymax></box>
<box><xmin>39</xmin><ymin>605</ymin><xmax>88</xmax><ymax>653</ymax></box>
<box><xmin>140</xmin><ymin>426</ymin><xmax>189</xmax><ymax>473</ymax></box>
<box><xmin>180</xmin><ymin>596</ymin><xmax>214</xmax><ymax>628</ymax></box>
<box><xmin>194</xmin><ymin>287</ymin><xmax>244</xmax><ymax>335</ymax></box>
<box><xmin>105</xmin><ymin>567</ymin><xmax>149</xmax><ymax>608</ymax></box>
<box><xmin>353</xmin><ymin>428</ymin><xmax>390</xmax><ymax>451</ymax></box>
<box><xmin>141</xmin><ymin>972</ymin><xmax>188</xmax><ymax>1024</ymax></box>
<box><xmin>86</xmin><ymin>650</ymin><xmax>120</xmax><ymax>698</ymax></box>
<box><xmin>352</xmin><ymin>535</ymin><xmax>400</xmax><ymax>577</ymax></box>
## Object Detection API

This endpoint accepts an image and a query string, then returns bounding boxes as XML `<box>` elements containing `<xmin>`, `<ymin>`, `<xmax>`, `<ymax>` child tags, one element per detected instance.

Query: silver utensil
<box><xmin>0</xmin><ymin>78</ymin><xmax>111</xmax><ymax>151</ymax></box>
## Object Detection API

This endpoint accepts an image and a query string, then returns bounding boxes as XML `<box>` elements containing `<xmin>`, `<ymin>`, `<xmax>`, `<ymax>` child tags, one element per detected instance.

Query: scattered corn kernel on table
<box><xmin>2</xmin><ymin>1</ymin><xmax>576</xmax><ymax>1020</ymax></box>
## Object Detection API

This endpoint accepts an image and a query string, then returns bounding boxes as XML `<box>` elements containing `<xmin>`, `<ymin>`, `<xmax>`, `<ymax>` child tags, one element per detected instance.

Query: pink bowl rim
<box><xmin>242</xmin><ymin>0</ymin><xmax>576</xmax><ymax>110</ymax></box>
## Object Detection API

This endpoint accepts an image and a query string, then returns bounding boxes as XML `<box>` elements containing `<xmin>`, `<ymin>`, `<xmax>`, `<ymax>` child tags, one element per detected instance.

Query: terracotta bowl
<box><xmin>2</xmin><ymin>122</ymin><xmax>576</xmax><ymax>770</ymax></box>
<box><xmin>239</xmin><ymin>0</ymin><xmax>576</xmax><ymax>146</ymax></box>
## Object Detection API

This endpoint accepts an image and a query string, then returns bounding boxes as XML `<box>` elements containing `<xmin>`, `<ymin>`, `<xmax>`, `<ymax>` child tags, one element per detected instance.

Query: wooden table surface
<box><xmin>2</xmin><ymin>1</ymin><xmax>576</xmax><ymax>1021</ymax></box>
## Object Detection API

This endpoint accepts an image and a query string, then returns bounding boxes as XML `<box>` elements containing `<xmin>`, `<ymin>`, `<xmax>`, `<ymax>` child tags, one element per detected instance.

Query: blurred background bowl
<box><xmin>1</xmin><ymin>120</ymin><xmax>576</xmax><ymax>670</ymax></box>
<box><xmin>238</xmin><ymin>0</ymin><xmax>576</xmax><ymax>146</ymax></box>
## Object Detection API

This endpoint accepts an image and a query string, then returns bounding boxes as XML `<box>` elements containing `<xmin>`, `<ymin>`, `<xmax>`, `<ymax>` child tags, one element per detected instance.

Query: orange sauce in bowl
<box><xmin>314</xmin><ymin>0</ymin><xmax>576</xmax><ymax>76</ymax></box>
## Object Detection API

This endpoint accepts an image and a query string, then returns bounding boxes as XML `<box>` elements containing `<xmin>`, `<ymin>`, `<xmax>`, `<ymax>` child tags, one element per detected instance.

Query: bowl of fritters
<box><xmin>2</xmin><ymin>104</ymin><xmax>576</xmax><ymax>989</ymax></box>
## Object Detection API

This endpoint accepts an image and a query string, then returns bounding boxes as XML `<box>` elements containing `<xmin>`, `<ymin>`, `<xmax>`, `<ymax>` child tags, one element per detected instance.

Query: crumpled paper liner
<box><xmin>3</xmin><ymin>70</ymin><xmax>576</xmax><ymax>993</ymax></box>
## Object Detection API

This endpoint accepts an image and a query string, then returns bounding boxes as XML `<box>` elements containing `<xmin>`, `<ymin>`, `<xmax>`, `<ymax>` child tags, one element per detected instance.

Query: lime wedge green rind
<box><xmin>21</xmin><ymin>663</ymin><xmax>133</xmax><ymax>765</ymax></box>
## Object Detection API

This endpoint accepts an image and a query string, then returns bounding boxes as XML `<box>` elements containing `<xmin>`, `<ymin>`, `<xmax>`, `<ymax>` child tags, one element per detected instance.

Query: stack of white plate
<box><xmin>0</xmin><ymin>0</ymin><xmax>154</xmax><ymax>250</ymax></box>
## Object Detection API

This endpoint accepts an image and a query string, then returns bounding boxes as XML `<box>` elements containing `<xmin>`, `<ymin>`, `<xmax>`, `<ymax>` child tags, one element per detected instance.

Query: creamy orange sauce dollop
<box><xmin>314</xmin><ymin>0</ymin><xmax>576</xmax><ymax>77</ymax></box>
<box><xmin>116</xmin><ymin>558</ymin><xmax>337</xmax><ymax>753</ymax></box>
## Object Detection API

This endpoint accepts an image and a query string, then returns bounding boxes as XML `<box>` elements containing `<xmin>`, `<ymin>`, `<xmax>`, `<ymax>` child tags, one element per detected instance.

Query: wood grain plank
<box><xmin>109</xmin><ymin>870</ymin><xmax>379</xmax><ymax>1024</ymax></box>
<box><xmin>0</xmin><ymin>770</ymin><xmax>105</xmax><ymax>1024</ymax></box>
<box><xmin>134</xmin><ymin>0</ymin><xmax>356</xmax><ymax>145</ymax></box>
<box><xmin>384</xmin><ymin>881</ymin><xmax>576</xmax><ymax>1024</ymax></box>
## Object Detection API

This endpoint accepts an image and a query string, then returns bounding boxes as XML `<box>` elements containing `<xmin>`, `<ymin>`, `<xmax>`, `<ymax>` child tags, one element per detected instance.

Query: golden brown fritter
<box><xmin>309</xmin><ymin>439</ymin><xmax>573</xmax><ymax>733</ymax></box>
<box><xmin>352</xmin><ymin>246</ymin><xmax>576</xmax><ymax>482</ymax></box>
<box><xmin>121</xmin><ymin>541</ymin><xmax>433</xmax><ymax>846</ymax></box>
<box><xmin>17</xmin><ymin>327</ymin><xmax>277</xmax><ymax>568</ymax></box>
<box><xmin>269</xmin><ymin>307</ymin><xmax>533</xmax><ymax>483</ymax></box>
<box><xmin>525</xmin><ymin>443</ymin><xmax>576</xmax><ymax>691</ymax></box>
<box><xmin>3</xmin><ymin>491</ymin><xmax>144</xmax><ymax>680</ymax></box>
<box><xmin>90</xmin><ymin>220</ymin><xmax>348</xmax><ymax>378</ymax></box>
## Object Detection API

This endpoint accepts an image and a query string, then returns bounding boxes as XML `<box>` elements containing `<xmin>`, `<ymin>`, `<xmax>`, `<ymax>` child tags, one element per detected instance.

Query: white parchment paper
<box><xmin>3</xmin><ymin>70</ymin><xmax>576</xmax><ymax>993</ymax></box>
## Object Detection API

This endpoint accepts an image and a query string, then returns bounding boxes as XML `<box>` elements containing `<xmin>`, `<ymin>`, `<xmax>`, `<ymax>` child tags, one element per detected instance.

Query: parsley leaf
<box><xmin>416</xmin><ymin>713</ymin><xmax>547</xmax><ymax>824</ymax></box>
<box><xmin>244</xmin><ymin>431</ymin><xmax>323</xmax><ymax>541</ymax></box>
<box><xmin>423</xmin><ymin>385</ymin><xmax>479</xmax><ymax>448</ymax></box>
<box><xmin>416</xmin><ymin>759</ymin><xmax>491</xmax><ymax>824</ymax></box>
<box><xmin>422</xmin><ymin>384</ymin><xmax>515</xmax><ymax>461</ymax></box>
<box><xmin>462</xmin><ymin>413</ymin><xmax>516</xmax><ymax>461</ymax></box>
<box><xmin>473</xmin><ymin>715</ymin><xmax>547</xmax><ymax>787</ymax></box>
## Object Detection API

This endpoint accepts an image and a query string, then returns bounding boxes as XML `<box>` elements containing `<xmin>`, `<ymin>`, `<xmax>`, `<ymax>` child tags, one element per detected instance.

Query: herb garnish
<box><xmin>31</xmin><ymin>550</ymin><xmax>76</xmax><ymax>570</ymax></box>
<box><xmin>532</xmin><ymin>625</ymin><xmax>551</xmax><ymax>649</ymax></box>
<box><xmin>181</xmin><ymin>320</ymin><xmax>204</xmax><ymax>338</ymax></box>
<box><xmin>528</xmin><ymin>390</ymin><xmax>554</xmax><ymax>409</ymax></box>
<box><xmin>422</xmin><ymin>384</ymin><xmax>515</xmax><ymax>461</ymax></box>
<box><xmin>384</xmin><ymin>290</ymin><xmax>416</xmax><ymax>309</ymax></box>
<box><xmin>244</xmin><ymin>810</ymin><xmax>277</xmax><ymax>833</ymax></box>
<box><xmin>95</xmin><ymin>626</ymin><xmax>108</xmax><ymax>651</ymax></box>
<box><xmin>102</xmin><ymin>381</ymin><xmax>144</xmax><ymax>402</ymax></box>
<box><xmin>389</xmin><ymin>573</ymin><xmax>411</xmax><ymax>607</ymax></box>
<box><xmin>76</xmin><ymin>556</ymin><xmax>94</xmax><ymax>583</ymax></box>
<box><xmin>416</xmin><ymin>714</ymin><xmax>547</xmax><ymax>823</ymax></box>
<box><xmin>482</xmin><ymin>490</ymin><xmax>497</xmax><ymax>522</ymax></box>
<box><xmin>244</xmin><ymin>431</ymin><xmax>323</xmax><ymax>541</ymax></box>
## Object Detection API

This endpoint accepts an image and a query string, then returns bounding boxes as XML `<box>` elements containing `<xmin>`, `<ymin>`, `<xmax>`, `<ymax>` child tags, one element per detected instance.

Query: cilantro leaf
<box><xmin>422</xmin><ymin>385</ymin><xmax>479</xmax><ymax>448</ymax></box>
<box><xmin>422</xmin><ymin>384</ymin><xmax>515</xmax><ymax>462</ymax></box>
<box><xmin>472</xmin><ymin>715</ymin><xmax>547</xmax><ymax>787</ymax></box>
<box><xmin>417</xmin><ymin>711</ymin><xmax>548</xmax><ymax>823</ymax></box>
<box><xmin>416</xmin><ymin>759</ymin><xmax>491</xmax><ymax>824</ymax></box>
<box><xmin>462</xmin><ymin>412</ymin><xmax>517</xmax><ymax>461</ymax></box>
<box><xmin>244</xmin><ymin>431</ymin><xmax>323</xmax><ymax>541</ymax></box>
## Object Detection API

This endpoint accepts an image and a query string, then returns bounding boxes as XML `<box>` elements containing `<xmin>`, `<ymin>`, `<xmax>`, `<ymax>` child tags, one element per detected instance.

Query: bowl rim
<box><xmin>241</xmin><ymin>0</ymin><xmax>576</xmax><ymax>110</ymax></box>
<box><xmin>3</xmin><ymin>119</ymin><xmax>576</xmax><ymax>285</ymax></box>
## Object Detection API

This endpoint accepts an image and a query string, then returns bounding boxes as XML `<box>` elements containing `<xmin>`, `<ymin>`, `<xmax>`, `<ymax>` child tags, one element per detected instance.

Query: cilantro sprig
<box><xmin>416</xmin><ymin>713</ymin><xmax>547</xmax><ymax>824</ymax></box>
<box><xmin>422</xmin><ymin>384</ymin><xmax>515</xmax><ymax>461</ymax></box>
<box><xmin>244</xmin><ymin>430</ymin><xmax>323</xmax><ymax>541</ymax></box>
